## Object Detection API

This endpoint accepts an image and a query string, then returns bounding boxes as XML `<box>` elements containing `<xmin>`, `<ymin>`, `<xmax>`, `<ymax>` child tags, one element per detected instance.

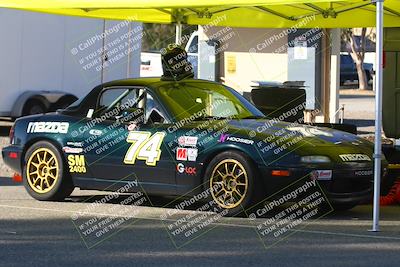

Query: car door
<box><xmin>84</xmin><ymin>86</ymin><xmax>177</xmax><ymax>195</ymax></box>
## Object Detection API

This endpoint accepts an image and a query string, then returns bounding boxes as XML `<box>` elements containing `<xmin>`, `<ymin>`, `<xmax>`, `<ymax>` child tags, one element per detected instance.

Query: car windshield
<box><xmin>155</xmin><ymin>80</ymin><xmax>264</xmax><ymax>121</ymax></box>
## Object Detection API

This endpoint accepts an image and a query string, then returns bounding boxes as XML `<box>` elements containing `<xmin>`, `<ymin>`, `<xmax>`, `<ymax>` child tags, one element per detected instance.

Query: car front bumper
<box><xmin>259</xmin><ymin>166</ymin><xmax>379</xmax><ymax>205</ymax></box>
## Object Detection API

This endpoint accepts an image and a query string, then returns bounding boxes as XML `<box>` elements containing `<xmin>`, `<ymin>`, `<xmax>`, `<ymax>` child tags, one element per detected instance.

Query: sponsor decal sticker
<box><xmin>66</xmin><ymin>141</ymin><xmax>83</xmax><ymax>147</ymax></box>
<box><xmin>176</xmin><ymin>163</ymin><xmax>196</xmax><ymax>175</ymax></box>
<box><xmin>310</xmin><ymin>170</ymin><xmax>332</xmax><ymax>181</ymax></box>
<box><xmin>218</xmin><ymin>134</ymin><xmax>229</xmax><ymax>143</ymax></box>
<box><xmin>89</xmin><ymin>129</ymin><xmax>103</xmax><ymax>136</ymax></box>
<box><xmin>339</xmin><ymin>154</ymin><xmax>371</xmax><ymax>162</ymax></box>
<box><xmin>354</xmin><ymin>170</ymin><xmax>373</xmax><ymax>176</ymax></box>
<box><xmin>27</xmin><ymin>122</ymin><xmax>69</xmax><ymax>134</ymax></box>
<box><xmin>351</xmin><ymin>140</ymin><xmax>363</xmax><ymax>146</ymax></box>
<box><xmin>178</xmin><ymin>136</ymin><xmax>198</xmax><ymax>147</ymax></box>
<box><xmin>67</xmin><ymin>155</ymin><xmax>86</xmax><ymax>173</ymax></box>
<box><xmin>63</xmin><ymin>146</ymin><xmax>84</xmax><ymax>154</ymax></box>
<box><xmin>187</xmin><ymin>148</ymin><xmax>198</xmax><ymax>161</ymax></box>
<box><xmin>176</xmin><ymin>147</ymin><xmax>187</xmax><ymax>161</ymax></box>
<box><xmin>218</xmin><ymin>134</ymin><xmax>254</xmax><ymax>145</ymax></box>
<box><xmin>287</xmin><ymin>126</ymin><xmax>333</xmax><ymax>137</ymax></box>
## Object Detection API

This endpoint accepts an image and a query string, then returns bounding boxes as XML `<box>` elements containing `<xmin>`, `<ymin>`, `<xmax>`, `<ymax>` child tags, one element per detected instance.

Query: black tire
<box><xmin>55</xmin><ymin>95</ymin><xmax>78</xmax><ymax>109</ymax></box>
<box><xmin>331</xmin><ymin>202</ymin><xmax>358</xmax><ymax>211</ymax></box>
<box><xmin>23</xmin><ymin>100</ymin><xmax>46</xmax><ymax>116</ymax></box>
<box><xmin>23</xmin><ymin>141</ymin><xmax>74</xmax><ymax>201</ymax></box>
<box><xmin>204</xmin><ymin>150</ymin><xmax>259</xmax><ymax>216</ymax></box>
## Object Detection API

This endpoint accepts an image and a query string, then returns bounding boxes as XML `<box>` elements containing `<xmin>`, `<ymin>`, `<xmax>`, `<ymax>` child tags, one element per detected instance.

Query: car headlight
<box><xmin>300</xmin><ymin>155</ymin><xmax>331</xmax><ymax>163</ymax></box>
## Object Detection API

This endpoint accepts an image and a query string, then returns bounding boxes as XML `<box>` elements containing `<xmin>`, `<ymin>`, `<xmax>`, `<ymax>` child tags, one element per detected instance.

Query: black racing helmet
<box><xmin>161</xmin><ymin>43</ymin><xmax>194</xmax><ymax>80</ymax></box>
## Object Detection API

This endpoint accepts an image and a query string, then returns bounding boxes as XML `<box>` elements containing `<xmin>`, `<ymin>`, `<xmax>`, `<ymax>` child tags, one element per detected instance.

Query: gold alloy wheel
<box><xmin>26</xmin><ymin>148</ymin><xmax>59</xmax><ymax>194</ymax></box>
<box><xmin>210</xmin><ymin>159</ymin><xmax>248</xmax><ymax>209</ymax></box>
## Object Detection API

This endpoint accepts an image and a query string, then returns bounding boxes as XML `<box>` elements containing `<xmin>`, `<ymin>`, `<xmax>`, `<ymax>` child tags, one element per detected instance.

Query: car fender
<box><xmin>198</xmin><ymin>143</ymin><xmax>261</xmax><ymax>177</ymax></box>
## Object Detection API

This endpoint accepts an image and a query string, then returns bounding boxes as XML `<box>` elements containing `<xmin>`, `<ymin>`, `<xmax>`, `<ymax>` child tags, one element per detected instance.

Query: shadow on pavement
<box><xmin>2</xmin><ymin>178</ymin><xmax>398</xmax><ymax>222</ymax></box>
<box><xmin>0</xmin><ymin>177</ymin><xmax>20</xmax><ymax>186</ymax></box>
<box><xmin>68</xmin><ymin>193</ymin><xmax>202</xmax><ymax>211</ymax></box>
<box><xmin>66</xmin><ymin>192</ymin><xmax>400</xmax><ymax>221</ymax></box>
<box><xmin>0</xmin><ymin>214</ymin><xmax>399</xmax><ymax>267</ymax></box>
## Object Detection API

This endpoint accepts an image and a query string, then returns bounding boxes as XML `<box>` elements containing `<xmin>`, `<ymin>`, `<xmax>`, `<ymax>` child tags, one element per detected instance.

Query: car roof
<box><xmin>61</xmin><ymin>77</ymin><xmax>220</xmax><ymax>116</ymax></box>
<box><xmin>96</xmin><ymin>77</ymin><xmax>221</xmax><ymax>95</ymax></box>
<box><xmin>100</xmin><ymin>77</ymin><xmax>218</xmax><ymax>87</ymax></box>
<box><xmin>101</xmin><ymin>77</ymin><xmax>162</xmax><ymax>87</ymax></box>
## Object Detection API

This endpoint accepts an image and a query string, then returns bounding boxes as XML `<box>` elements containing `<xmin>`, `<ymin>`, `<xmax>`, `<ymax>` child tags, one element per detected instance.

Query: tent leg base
<box><xmin>368</xmin><ymin>228</ymin><xmax>380</xmax><ymax>232</ymax></box>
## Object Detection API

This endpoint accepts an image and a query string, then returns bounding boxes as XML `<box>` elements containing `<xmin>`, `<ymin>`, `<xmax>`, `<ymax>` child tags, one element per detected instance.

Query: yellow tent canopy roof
<box><xmin>1</xmin><ymin>0</ymin><xmax>400</xmax><ymax>28</ymax></box>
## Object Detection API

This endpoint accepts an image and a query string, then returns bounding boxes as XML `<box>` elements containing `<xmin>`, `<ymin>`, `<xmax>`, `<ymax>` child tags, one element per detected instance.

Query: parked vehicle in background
<box><xmin>0</xmin><ymin>9</ymin><xmax>141</xmax><ymax>119</ymax></box>
<box><xmin>340</xmin><ymin>54</ymin><xmax>373</xmax><ymax>85</ymax></box>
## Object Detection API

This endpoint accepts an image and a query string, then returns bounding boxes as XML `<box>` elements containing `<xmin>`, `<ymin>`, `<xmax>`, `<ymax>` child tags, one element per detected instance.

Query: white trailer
<box><xmin>0</xmin><ymin>9</ymin><xmax>142</xmax><ymax>119</ymax></box>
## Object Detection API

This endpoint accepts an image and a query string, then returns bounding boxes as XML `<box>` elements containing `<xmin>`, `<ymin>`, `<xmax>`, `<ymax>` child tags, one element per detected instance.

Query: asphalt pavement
<box><xmin>0</xmin><ymin>107</ymin><xmax>397</xmax><ymax>267</ymax></box>
<box><xmin>1</xmin><ymin>178</ymin><xmax>400</xmax><ymax>267</ymax></box>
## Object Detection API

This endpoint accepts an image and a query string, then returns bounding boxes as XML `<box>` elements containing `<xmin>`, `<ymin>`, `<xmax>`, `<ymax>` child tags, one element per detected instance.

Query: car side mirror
<box><xmin>148</xmin><ymin>109</ymin><xmax>165</xmax><ymax>124</ymax></box>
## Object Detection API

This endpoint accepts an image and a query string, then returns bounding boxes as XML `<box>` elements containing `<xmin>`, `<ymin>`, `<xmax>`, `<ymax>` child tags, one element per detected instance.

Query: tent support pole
<box><xmin>175</xmin><ymin>21</ymin><xmax>182</xmax><ymax>44</ymax></box>
<box><xmin>372</xmin><ymin>0</ymin><xmax>384</xmax><ymax>232</ymax></box>
<box><xmin>329</xmin><ymin>29</ymin><xmax>341</xmax><ymax>124</ymax></box>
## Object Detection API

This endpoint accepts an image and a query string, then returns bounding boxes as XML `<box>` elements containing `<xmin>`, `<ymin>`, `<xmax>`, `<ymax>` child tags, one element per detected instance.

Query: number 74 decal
<box><xmin>124</xmin><ymin>131</ymin><xmax>166</xmax><ymax>166</ymax></box>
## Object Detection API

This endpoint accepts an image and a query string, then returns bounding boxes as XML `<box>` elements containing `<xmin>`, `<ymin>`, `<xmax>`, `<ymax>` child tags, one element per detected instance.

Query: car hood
<box><xmin>223</xmin><ymin>119</ymin><xmax>374</xmax><ymax>165</ymax></box>
<box><xmin>225</xmin><ymin>119</ymin><xmax>365</xmax><ymax>145</ymax></box>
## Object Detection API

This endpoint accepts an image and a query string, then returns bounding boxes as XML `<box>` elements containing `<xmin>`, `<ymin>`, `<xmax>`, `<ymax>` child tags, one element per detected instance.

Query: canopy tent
<box><xmin>0</xmin><ymin>0</ymin><xmax>396</xmax><ymax>231</ymax></box>
<box><xmin>1</xmin><ymin>0</ymin><xmax>399</xmax><ymax>28</ymax></box>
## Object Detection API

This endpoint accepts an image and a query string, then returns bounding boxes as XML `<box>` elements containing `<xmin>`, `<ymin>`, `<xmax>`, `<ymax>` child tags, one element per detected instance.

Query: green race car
<box><xmin>2</xmin><ymin>77</ymin><xmax>384</xmax><ymax>214</ymax></box>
